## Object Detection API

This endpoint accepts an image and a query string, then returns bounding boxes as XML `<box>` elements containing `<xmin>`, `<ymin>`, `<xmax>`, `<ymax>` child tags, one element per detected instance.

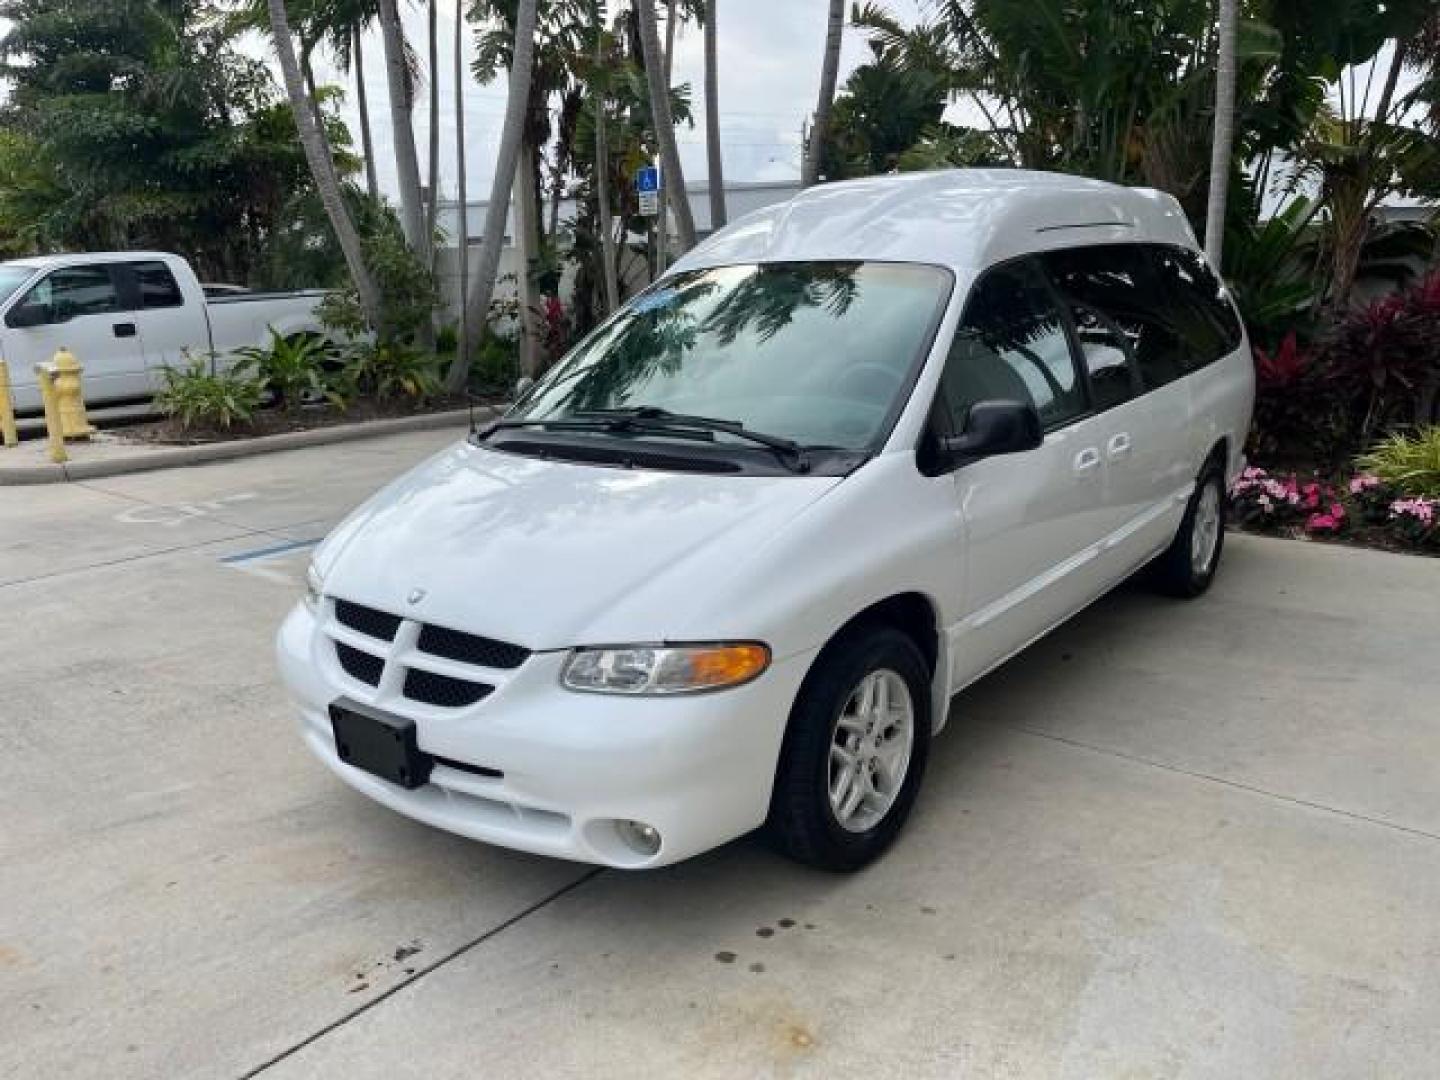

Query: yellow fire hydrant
<box><xmin>47</xmin><ymin>347</ymin><xmax>95</xmax><ymax>440</ymax></box>
<box><xmin>0</xmin><ymin>358</ymin><xmax>18</xmax><ymax>448</ymax></box>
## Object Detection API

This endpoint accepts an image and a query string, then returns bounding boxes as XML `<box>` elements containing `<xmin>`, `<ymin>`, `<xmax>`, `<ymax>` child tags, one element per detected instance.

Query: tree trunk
<box><xmin>353</xmin><ymin>28</ymin><xmax>380</xmax><ymax>201</ymax></box>
<box><xmin>1203</xmin><ymin>0</ymin><xmax>1238</xmax><ymax>265</ymax></box>
<box><xmin>378</xmin><ymin>0</ymin><xmax>426</xmax><ymax>258</ymax></box>
<box><xmin>446</xmin><ymin>0</ymin><xmax>539</xmax><ymax>393</ymax></box>
<box><xmin>704</xmin><ymin>0</ymin><xmax>726</xmax><ymax>230</ymax></box>
<box><xmin>425</xmin><ymin>0</ymin><xmax>440</xmax><ymax>250</ymax></box>
<box><xmin>635</xmin><ymin>0</ymin><xmax>697</xmax><ymax>251</ymax></box>
<box><xmin>266</xmin><ymin>0</ymin><xmax>382</xmax><ymax>328</ymax></box>
<box><xmin>801</xmin><ymin>0</ymin><xmax>844</xmax><ymax>187</ymax></box>
<box><xmin>594</xmin><ymin>16</ymin><xmax>620</xmax><ymax>313</ymax></box>
<box><xmin>454</xmin><ymin>0</ymin><xmax>470</xmax><ymax>364</ymax></box>
<box><xmin>664</xmin><ymin>0</ymin><xmax>678</xmax><ymax>86</ymax></box>
<box><xmin>516</xmin><ymin>139</ymin><xmax>542</xmax><ymax>377</ymax></box>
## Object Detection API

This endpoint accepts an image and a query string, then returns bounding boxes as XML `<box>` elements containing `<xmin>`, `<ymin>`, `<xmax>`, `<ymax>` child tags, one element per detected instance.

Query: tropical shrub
<box><xmin>1321</xmin><ymin>272</ymin><xmax>1440</xmax><ymax>444</ymax></box>
<box><xmin>338</xmin><ymin>342</ymin><xmax>442</xmax><ymax>403</ymax></box>
<box><xmin>1356</xmin><ymin>427</ymin><xmax>1440</xmax><ymax>498</ymax></box>
<box><xmin>155</xmin><ymin>355</ymin><xmax>264</xmax><ymax>431</ymax></box>
<box><xmin>233</xmin><ymin>329</ymin><xmax>333</xmax><ymax>410</ymax></box>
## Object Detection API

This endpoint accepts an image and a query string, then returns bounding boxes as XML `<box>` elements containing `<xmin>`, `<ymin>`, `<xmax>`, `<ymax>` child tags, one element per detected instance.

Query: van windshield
<box><xmin>510</xmin><ymin>261</ymin><xmax>952</xmax><ymax>452</ymax></box>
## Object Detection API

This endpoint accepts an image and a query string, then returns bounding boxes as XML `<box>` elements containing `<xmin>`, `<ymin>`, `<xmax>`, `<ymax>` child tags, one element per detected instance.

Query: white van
<box><xmin>277</xmin><ymin>170</ymin><xmax>1254</xmax><ymax>871</ymax></box>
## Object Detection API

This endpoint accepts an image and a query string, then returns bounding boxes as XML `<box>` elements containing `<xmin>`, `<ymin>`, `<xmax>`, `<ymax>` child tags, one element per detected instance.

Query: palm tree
<box><xmin>635</xmin><ymin>0</ymin><xmax>697</xmax><ymax>250</ymax></box>
<box><xmin>1203</xmin><ymin>0</ymin><xmax>1238</xmax><ymax>264</ymax></box>
<box><xmin>802</xmin><ymin>0</ymin><xmax>845</xmax><ymax>187</ymax></box>
<box><xmin>266</xmin><ymin>0</ymin><xmax>383</xmax><ymax>327</ymax></box>
<box><xmin>593</xmin><ymin>5</ymin><xmax>620</xmax><ymax>312</ymax></box>
<box><xmin>425</xmin><ymin>0</ymin><xmax>440</xmax><ymax>251</ymax></box>
<box><xmin>350</xmin><ymin>26</ymin><xmax>380</xmax><ymax>199</ymax></box>
<box><xmin>454</xmin><ymin>0</ymin><xmax>470</xmax><ymax>363</ymax></box>
<box><xmin>377</xmin><ymin>0</ymin><xmax>426</xmax><ymax>257</ymax></box>
<box><xmin>704</xmin><ymin>0</ymin><xmax>725</xmax><ymax>228</ymax></box>
<box><xmin>447</xmin><ymin>0</ymin><xmax>541</xmax><ymax>393</ymax></box>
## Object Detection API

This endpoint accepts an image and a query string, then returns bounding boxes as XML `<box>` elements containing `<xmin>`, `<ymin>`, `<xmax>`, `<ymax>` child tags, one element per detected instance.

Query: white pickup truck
<box><xmin>0</xmin><ymin>251</ymin><xmax>331</xmax><ymax>415</ymax></box>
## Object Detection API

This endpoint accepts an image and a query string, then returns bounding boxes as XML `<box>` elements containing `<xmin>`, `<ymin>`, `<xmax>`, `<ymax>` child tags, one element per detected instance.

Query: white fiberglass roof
<box><xmin>672</xmin><ymin>169</ymin><xmax>1200</xmax><ymax>274</ymax></box>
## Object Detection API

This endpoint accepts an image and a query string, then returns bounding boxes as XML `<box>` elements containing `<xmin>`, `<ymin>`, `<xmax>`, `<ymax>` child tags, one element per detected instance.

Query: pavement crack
<box><xmin>1004</xmin><ymin>722</ymin><xmax>1440</xmax><ymax>845</ymax></box>
<box><xmin>236</xmin><ymin>867</ymin><xmax>604</xmax><ymax>1079</ymax></box>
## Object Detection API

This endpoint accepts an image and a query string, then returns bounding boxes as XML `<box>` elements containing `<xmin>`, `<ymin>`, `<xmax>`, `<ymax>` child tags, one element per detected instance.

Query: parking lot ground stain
<box><xmin>803</xmin><ymin>923</ymin><xmax>817</xmax><ymax>930</ymax></box>
<box><xmin>920</xmin><ymin>906</ymin><xmax>937</xmax><ymax>915</ymax></box>
<box><xmin>748</xmin><ymin>963</ymin><xmax>765</xmax><ymax>974</ymax></box>
<box><xmin>777</xmin><ymin>918</ymin><xmax>796</xmax><ymax>929</ymax></box>
<box><xmin>393</xmin><ymin>941</ymin><xmax>422</xmax><ymax>962</ymax></box>
<box><xmin>756</xmin><ymin>926</ymin><xmax>775</xmax><ymax>938</ymax></box>
<box><xmin>714</xmin><ymin>951</ymin><xmax>737</xmax><ymax>964</ymax></box>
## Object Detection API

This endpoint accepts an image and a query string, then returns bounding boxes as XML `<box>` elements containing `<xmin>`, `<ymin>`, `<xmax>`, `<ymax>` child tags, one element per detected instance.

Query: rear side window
<box><xmin>1147</xmin><ymin>246</ymin><xmax>1242</xmax><ymax>365</ymax></box>
<box><xmin>130</xmin><ymin>261</ymin><xmax>184</xmax><ymax>309</ymax></box>
<box><xmin>1043</xmin><ymin>245</ymin><xmax>1186</xmax><ymax>395</ymax></box>
<box><xmin>941</xmin><ymin>260</ymin><xmax>1086</xmax><ymax>430</ymax></box>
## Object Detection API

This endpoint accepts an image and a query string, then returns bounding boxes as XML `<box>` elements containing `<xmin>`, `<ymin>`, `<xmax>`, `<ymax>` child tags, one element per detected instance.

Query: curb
<box><xmin>0</xmin><ymin>407</ymin><xmax>489</xmax><ymax>486</ymax></box>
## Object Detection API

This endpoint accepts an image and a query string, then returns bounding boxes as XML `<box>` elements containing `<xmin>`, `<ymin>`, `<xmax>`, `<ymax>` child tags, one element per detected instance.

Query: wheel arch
<box><xmin>797</xmin><ymin>591</ymin><xmax>950</xmax><ymax>734</ymax></box>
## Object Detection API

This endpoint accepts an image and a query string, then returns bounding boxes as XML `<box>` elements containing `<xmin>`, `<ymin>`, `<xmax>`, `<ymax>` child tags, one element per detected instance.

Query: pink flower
<box><xmin>1349</xmin><ymin>474</ymin><xmax>1380</xmax><ymax>495</ymax></box>
<box><xmin>1306</xmin><ymin>512</ymin><xmax>1342</xmax><ymax>532</ymax></box>
<box><xmin>1391</xmin><ymin>498</ymin><xmax>1438</xmax><ymax>525</ymax></box>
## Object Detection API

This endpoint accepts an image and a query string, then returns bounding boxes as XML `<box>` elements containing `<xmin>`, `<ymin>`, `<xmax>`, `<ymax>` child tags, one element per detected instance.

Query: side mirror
<box><xmin>512</xmin><ymin>376</ymin><xmax>535</xmax><ymax>401</ymax></box>
<box><xmin>941</xmin><ymin>400</ymin><xmax>1043</xmax><ymax>467</ymax></box>
<box><xmin>6</xmin><ymin>302</ymin><xmax>47</xmax><ymax>329</ymax></box>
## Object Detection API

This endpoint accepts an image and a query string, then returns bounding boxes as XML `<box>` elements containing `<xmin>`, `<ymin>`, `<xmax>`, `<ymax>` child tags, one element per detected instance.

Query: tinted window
<box><xmin>18</xmin><ymin>266</ymin><xmax>120</xmax><ymax>323</ymax></box>
<box><xmin>1066</xmin><ymin>303</ymin><xmax>1136</xmax><ymax>410</ymax></box>
<box><xmin>1147</xmin><ymin>246</ymin><xmax>1242</xmax><ymax>366</ymax></box>
<box><xmin>1044</xmin><ymin>245</ymin><xmax>1185</xmax><ymax>393</ymax></box>
<box><xmin>941</xmin><ymin>260</ymin><xmax>1085</xmax><ymax>430</ymax></box>
<box><xmin>131</xmin><ymin>261</ymin><xmax>184</xmax><ymax>309</ymax></box>
<box><xmin>513</xmin><ymin>262</ymin><xmax>952</xmax><ymax>451</ymax></box>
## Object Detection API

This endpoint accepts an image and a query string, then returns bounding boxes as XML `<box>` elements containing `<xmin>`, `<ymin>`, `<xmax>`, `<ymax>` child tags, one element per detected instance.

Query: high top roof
<box><xmin>672</xmin><ymin>169</ymin><xmax>1199</xmax><ymax>274</ymax></box>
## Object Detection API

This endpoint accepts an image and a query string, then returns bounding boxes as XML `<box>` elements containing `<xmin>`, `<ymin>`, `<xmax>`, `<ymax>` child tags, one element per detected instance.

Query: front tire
<box><xmin>767</xmin><ymin>626</ymin><xmax>931</xmax><ymax>871</ymax></box>
<box><xmin>1152</xmin><ymin>464</ymin><xmax>1226</xmax><ymax>598</ymax></box>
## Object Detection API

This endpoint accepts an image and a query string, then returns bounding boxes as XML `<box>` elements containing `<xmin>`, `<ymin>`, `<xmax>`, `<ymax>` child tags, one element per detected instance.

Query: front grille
<box><xmin>336</xmin><ymin>641</ymin><xmax>384</xmax><ymax>686</ymax></box>
<box><xmin>417</xmin><ymin>623</ymin><xmax>530</xmax><ymax>669</ymax></box>
<box><xmin>404</xmin><ymin>668</ymin><xmax>494</xmax><ymax>708</ymax></box>
<box><xmin>334</xmin><ymin>599</ymin><xmax>402</xmax><ymax>642</ymax></box>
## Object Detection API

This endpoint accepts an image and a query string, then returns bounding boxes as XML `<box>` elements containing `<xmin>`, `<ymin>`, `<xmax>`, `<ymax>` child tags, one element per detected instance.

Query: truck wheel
<box><xmin>767</xmin><ymin>626</ymin><xmax>931</xmax><ymax>871</ymax></box>
<box><xmin>1152</xmin><ymin>464</ymin><xmax>1226</xmax><ymax>598</ymax></box>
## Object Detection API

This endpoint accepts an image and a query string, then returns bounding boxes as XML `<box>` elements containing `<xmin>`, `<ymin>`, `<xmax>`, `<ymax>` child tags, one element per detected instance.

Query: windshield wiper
<box><xmin>481</xmin><ymin>407</ymin><xmax>812</xmax><ymax>472</ymax></box>
<box><xmin>572</xmin><ymin>407</ymin><xmax>812</xmax><ymax>473</ymax></box>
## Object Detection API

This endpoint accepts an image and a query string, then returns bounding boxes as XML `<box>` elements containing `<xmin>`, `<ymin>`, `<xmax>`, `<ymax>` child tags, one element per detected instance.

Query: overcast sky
<box><xmin>305</xmin><ymin>0</ymin><xmax>931</xmax><ymax>203</ymax></box>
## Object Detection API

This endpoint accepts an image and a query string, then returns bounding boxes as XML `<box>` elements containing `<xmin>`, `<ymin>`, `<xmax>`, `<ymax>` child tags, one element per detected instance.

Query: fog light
<box><xmin>615</xmin><ymin>819</ymin><xmax>662</xmax><ymax>858</ymax></box>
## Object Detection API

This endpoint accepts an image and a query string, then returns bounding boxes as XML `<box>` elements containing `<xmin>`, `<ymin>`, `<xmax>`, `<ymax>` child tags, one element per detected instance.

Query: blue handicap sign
<box><xmin>635</xmin><ymin>166</ymin><xmax>660</xmax><ymax>194</ymax></box>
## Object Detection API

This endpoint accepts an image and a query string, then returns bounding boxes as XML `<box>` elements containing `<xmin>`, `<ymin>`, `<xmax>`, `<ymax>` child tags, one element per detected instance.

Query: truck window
<box><xmin>19</xmin><ymin>266</ymin><xmax>121</xmax><ymax>324</ymax></box>
<box><xmin>129</xmin><ymin>261</ymin><xmax>185</xmax><ymax>309</ymax></box>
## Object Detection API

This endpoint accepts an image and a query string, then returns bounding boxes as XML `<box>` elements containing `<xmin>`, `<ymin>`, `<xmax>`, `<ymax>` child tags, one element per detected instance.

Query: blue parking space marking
<box><xmin>219</xmin><ymin>537</ymin><xmax>320</xmax><ymax>565</ymax></box>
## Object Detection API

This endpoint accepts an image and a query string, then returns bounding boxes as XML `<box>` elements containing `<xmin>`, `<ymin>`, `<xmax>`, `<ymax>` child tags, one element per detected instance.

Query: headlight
<box><xmin>303</xmin><ymin>563</ymin><xmax>325</xmax><ymax>612</ymax></box>
<box><xmin>561</xmin><ymin>642</ymin><xmax>770</xmax><ymax>695</ymax></box>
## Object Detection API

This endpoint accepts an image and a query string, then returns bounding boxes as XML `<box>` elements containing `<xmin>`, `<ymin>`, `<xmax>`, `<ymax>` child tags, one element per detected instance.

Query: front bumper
<box><xmin>275</xmin><ymin>603</ymin><xmax>817</xmax><ymax>868</ymax></box>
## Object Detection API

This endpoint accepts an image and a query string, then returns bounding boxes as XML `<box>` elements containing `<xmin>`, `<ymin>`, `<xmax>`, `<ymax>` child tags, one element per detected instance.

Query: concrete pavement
<box><xmin>3</xmin><ymin>429</ymin><xmax>1438</xmax><ymax>1079</ymax></box>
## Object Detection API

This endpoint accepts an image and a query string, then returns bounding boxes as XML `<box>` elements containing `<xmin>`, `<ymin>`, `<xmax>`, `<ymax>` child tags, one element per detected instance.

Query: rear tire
<box><xmin>767</xmin><ymin>626</ymin><xmax>931</xmax><ymax>871</ymax></box>
<box><xmin>1152</xmin><ymin>463</ymin><xmax>1226</xmax><ymax>598</ymax></box>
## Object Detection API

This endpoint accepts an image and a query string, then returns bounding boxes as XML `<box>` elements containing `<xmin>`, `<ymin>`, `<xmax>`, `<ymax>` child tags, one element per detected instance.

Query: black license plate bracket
<box><xmin>330</xmin><ymin>701</ymin><xmax>433</xmax><ymax>790</ymax></box>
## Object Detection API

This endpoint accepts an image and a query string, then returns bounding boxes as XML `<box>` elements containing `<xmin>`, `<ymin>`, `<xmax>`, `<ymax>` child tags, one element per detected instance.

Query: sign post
<box><xmin>636</xmin><ymin>164</ymin><xmax>664</xmax><ymax>278</ymax></box>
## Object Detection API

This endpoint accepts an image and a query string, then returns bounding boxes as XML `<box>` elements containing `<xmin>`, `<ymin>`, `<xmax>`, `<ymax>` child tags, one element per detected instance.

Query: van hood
<box><xmin>317</xmin><ymin>441</ymin><xmax>843</xmax><ymax>649</ymax></box>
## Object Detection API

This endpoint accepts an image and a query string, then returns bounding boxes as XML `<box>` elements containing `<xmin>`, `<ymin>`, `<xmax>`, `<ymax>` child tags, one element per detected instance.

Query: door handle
<box><xmin>1107</xmin><ymin>432</ymin><xmax>1132</xmax><ymax>457</ymax></box>
<box><xmin>1073</xmin><ymin>447</ymin><xmax>1101</xmax><ymax>474</ymax></box>
<box><xmin>113</xmin><ymin>322</ymin><xmax>137</xmax><ymax>339</ymax></box>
